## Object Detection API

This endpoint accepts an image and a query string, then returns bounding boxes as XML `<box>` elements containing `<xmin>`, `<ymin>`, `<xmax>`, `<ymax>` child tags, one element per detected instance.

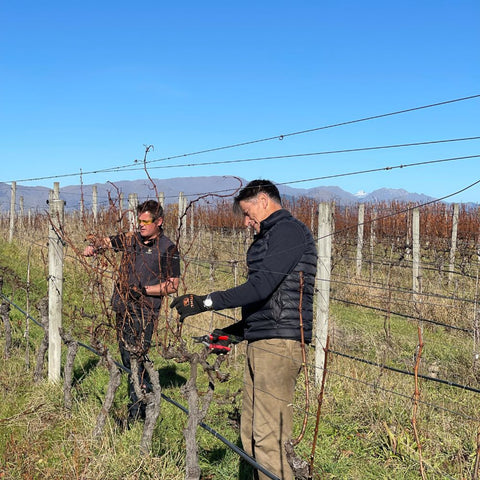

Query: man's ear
<box><xmin>156</xmin><ymin>217</ymin><xmax>164</xmax><ymax>227</ymax></box>
<box><xmin>259</xmin><ymin>192</ymin><xmax>269</xmax><ymax>209</ymax></box>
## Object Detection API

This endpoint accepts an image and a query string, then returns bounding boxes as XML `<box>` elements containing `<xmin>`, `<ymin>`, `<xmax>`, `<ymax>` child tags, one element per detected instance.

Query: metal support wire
<box><xmin>330</xmin><ymin>348</ymin><xmax>480</xmax><ymax>394</ymax></box>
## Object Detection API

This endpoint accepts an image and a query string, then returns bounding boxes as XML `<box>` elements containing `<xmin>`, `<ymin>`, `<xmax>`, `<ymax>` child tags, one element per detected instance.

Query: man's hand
<box><xmin>83</xmin><ymin>235</ymin><xmax>111</xmax><ymax>256</ymax></box>
<box><xmin>192</xmin><ymin>328</ymin><xmax>242</xmax><ymax>354</ymax></box>
<box><xmin>170</xmin><ymin>294</ymin><xmax>208</xmax><ymax>322</ymax></box>
<box><xmin>83</xmin><ymin>245</ymin><xmax>97</xmax><ymax>257</ymax></box>
<box><xmin>128</xmin><ymin>285</ymin><xmax>147</xmax><ymax>302</ymax></box>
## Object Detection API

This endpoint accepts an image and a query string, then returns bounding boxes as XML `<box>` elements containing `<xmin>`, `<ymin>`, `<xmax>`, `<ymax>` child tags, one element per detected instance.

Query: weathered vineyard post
<box><xmin>48</xmin><ymin>182</ymin><xmax>65</xmax><ymax>382</ymax></box>
<box><xmin>80</xmin><ymin>188</ymin><xmax>85</xmax><ymax>217</ymax></box>
<box><xmin>449</xmin><ymin>203</ymin><xmax>459</xmax><ymax>285</ymax></box>
<box><xmin>369</xmin><ymin>207</ymin><xmax>377</xmax><ymax>283</ymax></box>
<box><xmin>474</xmin><ymin>243</ymin><xmax>480</xmax><ymax>371</ymax></box>
<box><xmin>92</xmin><ymin>185</ymin><xmax>98</xmax><ymax>224</ymax></box>
<box><xmin>411</xmin><ymin>207</ymin><xmax>423</xmax><ymax>338</ymax></box>
<box><xmin>19</xmin><ymin>196</ymin><xmax>24</xmax><ymax>231</ymax></box>
<box><xmin>128</xmin><ymin>193</ymin><xmax>138</xmax><ymax>232</ymax></box>
<box><xmin>356</xmin><ymin>203</ymin><xmax>365</xmax><ymax>277</ymax></box>
<box><xmin>8</xmin><ymin>181</ymin><xmax>16</xmax><ymax>243</ymax></box>
<box><xmin>189</xmin><ymin>201</ymin><xmax>195</xmax><ymax>240</ymax></box>
<box><xmin>157</xmin><ymin>191</ymin><xmax>164</xmax><ymax>209</ymax></box>
<box><xmin>412</xmin><ymin>207</ymin><xmax>421</xmax><ymax>296</ymax></box>
<box><xmin>315</xmin><ymin>202</ymin><xmax>333</xmax><ymax>385</ymax></box>
<box><xmin>178</xmin><ymin>191</ymin><xmax>187</xmax><ymax>239</ymax></box>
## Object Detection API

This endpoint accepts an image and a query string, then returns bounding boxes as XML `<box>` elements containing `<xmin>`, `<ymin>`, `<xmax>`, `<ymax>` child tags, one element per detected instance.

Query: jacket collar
<box><xmin>259</xmin><ymin>208</ymin><xmax>290</xmax><ymax>235</ymax></box>
<box><xmin>136</xmin><ymin>229</ymin><xmax>164</xmax><ymax>246</ymax></box>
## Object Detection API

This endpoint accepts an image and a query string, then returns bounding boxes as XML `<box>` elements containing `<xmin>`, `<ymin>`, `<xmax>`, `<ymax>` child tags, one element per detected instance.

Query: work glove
<box><xmin>128</xmin><ymin>285</ymin><xmax>147</xmax><ymax>302</ymax></box>
<box><xmin>192</xmin><ymin>328</ymin><xmax>242</xmax><ymax>355</ymax></box>
<box><xmin>170</xmin><ymin>294</ymin><xmax>209</xmax><ymax>322</ymax></box>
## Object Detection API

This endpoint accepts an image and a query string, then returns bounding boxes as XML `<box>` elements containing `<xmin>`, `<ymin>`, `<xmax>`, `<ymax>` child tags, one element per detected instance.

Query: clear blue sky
<box><xmin>2</xmin><ymin>1</ymin><xmax>479</xmax><ymax>202</ymax></box>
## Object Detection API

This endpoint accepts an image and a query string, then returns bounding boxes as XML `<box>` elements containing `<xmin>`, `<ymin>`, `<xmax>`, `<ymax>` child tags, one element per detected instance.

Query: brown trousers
<box><xmin>241</xmin><ymin>339</ymin><xmax>303</xmax><ymax>480</ymax></box>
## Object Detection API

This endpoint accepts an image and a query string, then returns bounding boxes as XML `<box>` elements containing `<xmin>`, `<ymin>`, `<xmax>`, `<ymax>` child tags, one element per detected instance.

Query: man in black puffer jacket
<box><xmin>171</xmin><ymin>179</ymin><xmax>317</xmax><ymax>480</ymax></box>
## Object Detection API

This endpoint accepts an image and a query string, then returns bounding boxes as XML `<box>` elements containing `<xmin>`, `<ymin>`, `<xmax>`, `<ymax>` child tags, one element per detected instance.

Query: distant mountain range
<box><xmin>0</xmin><ymin>176</ymin><xmax>445</xmax><ymax>212</ymax></box>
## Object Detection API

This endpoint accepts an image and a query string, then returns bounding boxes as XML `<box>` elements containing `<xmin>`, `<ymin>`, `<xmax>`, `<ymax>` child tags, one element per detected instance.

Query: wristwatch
<box><xmin>203</xmin><ymin>294</ymin><xmax>213</xmax><ymax>310</ymax></box>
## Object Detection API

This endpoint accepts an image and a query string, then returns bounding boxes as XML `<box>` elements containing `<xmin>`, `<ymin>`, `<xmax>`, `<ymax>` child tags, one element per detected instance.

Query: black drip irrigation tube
<box><xmin>0</xmin><ymin>293</ymin><xmax>280</xmax><ymax>480</ymax></box>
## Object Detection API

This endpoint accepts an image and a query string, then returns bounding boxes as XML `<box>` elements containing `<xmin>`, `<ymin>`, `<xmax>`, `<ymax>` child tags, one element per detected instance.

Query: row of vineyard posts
<box><xmin>3</xmin><ymin>181</ymin><xmax>477</xmax><ymax>384</ymax></box>
<box><xmin>3</xmin><ymin>183</ymin><xmax>331</xmax><ymax>385</ymax></box>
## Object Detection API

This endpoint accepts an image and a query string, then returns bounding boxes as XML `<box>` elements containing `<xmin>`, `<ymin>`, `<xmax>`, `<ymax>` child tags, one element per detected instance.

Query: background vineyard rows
<box><xmin>1</xmin><ymin>195</ymin><xmax>480</xmax><ymax>479</ymax></box>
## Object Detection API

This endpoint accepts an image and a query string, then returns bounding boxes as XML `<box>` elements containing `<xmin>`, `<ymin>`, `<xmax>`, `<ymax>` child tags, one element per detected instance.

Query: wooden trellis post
<box><xmin>119</xmin><ymin>192</ymin><xmax>124</xmax><ymax>215</ymax></box>
<box><xmin>356</xmin><ymin>203</ymin><xmax>365</xmax><ymax>277</ymax></box>
<box><xmin>369</xmin><ymin>207</ymin><xmax>377</xmax><ymax>283</ymax></box>
<box><xmin>449</xmin><ymin>203</ymin><xmax>459</xmax><ymax>284</ymax></box>
<box><xmin>412</xmin><ymin>207</ymin><xmax>421</xmax><ymax>296</ymax></box>
<box><xmin>19</xmin><ymin>196</ymin><xmax>24</xmax><ymax>230</ymax></box>
<box><xmin>158</xmin><ymin>191</ymin><xmax>164</xmax><ymax>209</ymax></box>
<box><xmin>128</xmin><ymin>193</ymin><xmax>138</xmax><ymax>232</ymax></box>
<box><xmin>92</xmin><ymin>185</ymin><xmax>98</xmax><ymax>224</ymax></box>
<box><xmin>80</xmin><ymin>191</ymin><xmax>85</xmax><ymax>217</ymax></box>
<box><xmin>178</xmin><ymin>191</ymin><xmax>187</xmax><ymax>239</ymax></box>
<box><xmin>48</xmin><ymin>182</ymin><xmax>64</xmax><ymax>382</ymax></box>
<box><xmin>315</xmin><ymin>202</ymin><xmax>333</xmax><ymax>385</ymax></box>
<box><xmin>8</xmin><ymin>181</ymin><xmax>16</xmax><ymax>242</ymax></box>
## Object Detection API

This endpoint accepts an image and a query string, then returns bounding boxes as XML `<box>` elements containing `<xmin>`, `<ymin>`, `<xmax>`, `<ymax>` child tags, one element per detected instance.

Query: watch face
<box><xmin>204</xmin><ymin>297</ymin><xmax>213</xmax><ymax>308</ymax></box>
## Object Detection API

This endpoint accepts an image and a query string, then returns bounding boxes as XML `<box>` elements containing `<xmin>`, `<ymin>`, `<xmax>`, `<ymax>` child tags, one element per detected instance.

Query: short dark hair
<box><xmin>233</xmin><ymin>179</ymin><xmax>281</xmax><ymax>214</ymax></box>
<box><xmin>137</xmin><ymin>200</ymin><xmax>163</xmax><ymax>220</ymax></box>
